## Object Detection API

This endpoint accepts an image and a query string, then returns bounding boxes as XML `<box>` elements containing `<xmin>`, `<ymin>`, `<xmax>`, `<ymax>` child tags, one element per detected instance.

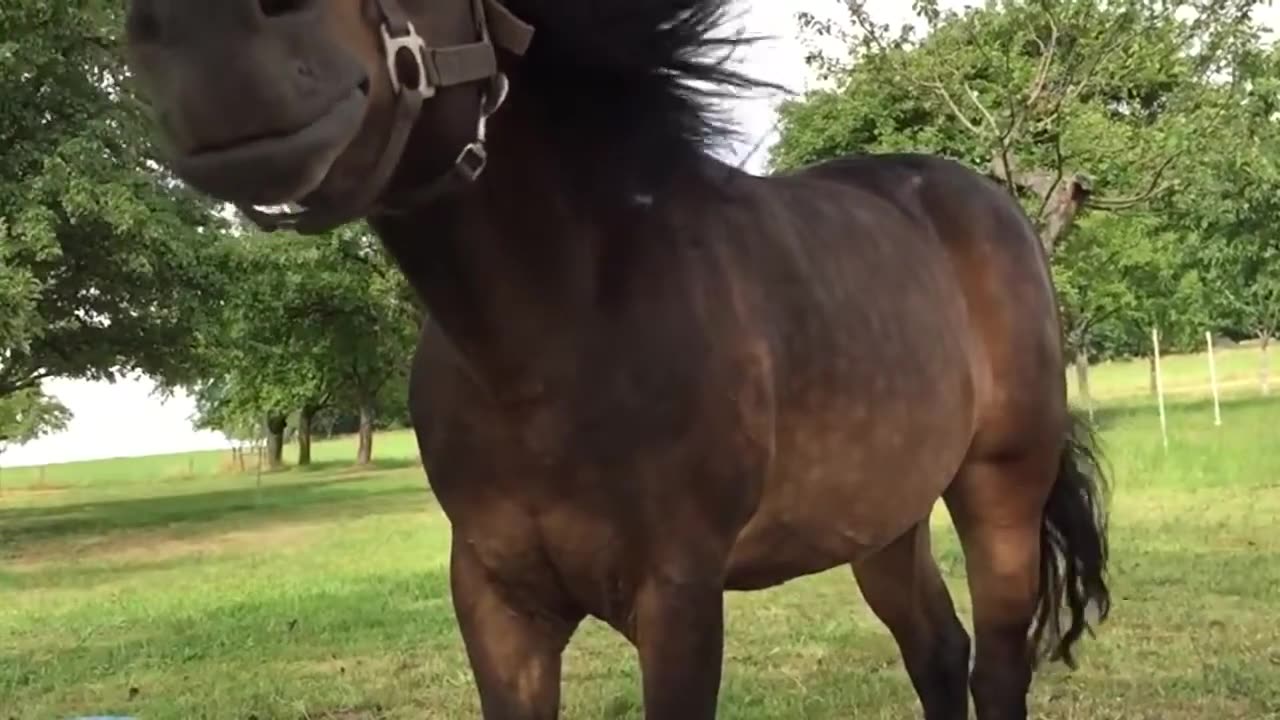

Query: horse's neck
<box><xmin>370</xmin><ymin>96</ymin><xmax>743</xmax><ymax>393</ymax></box>
<box><xmin>370</xmin><ymin>125</ymin><xmax>607</xmax><ymax>392</ymax></box>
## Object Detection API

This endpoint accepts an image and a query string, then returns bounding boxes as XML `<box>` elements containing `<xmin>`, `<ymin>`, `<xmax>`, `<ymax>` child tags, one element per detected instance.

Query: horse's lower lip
<box><xmin>171</xmin><ymin>88</ymin><xmax>368</xmax><ymax>206</ymax></box>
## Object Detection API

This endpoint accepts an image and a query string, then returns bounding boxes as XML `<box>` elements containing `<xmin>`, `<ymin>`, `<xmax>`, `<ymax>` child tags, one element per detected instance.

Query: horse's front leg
<box><xmin>450</xmin><ymin>541</ymin><xmax>582</xmax><ymax>720</ymax></box>
<box><xmin>632</xmin><ymin>563</ymin><xmax>729</xmax><ymax>719</ymax></box>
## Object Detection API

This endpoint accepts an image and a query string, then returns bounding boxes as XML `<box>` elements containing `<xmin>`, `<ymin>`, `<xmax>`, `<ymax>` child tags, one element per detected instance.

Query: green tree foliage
<box><xmin>0</xmin><ymin>1</ymin><xmax>225</xmax><ymax>406</ymax></box>
<box><xmin>0</xmin><ymin>388</ymin><xmax>69</xmax><ymax>490</ymax></box>
<box><xmin>0</xmin><ymin>388</ymin><xmax>70</xmax><ymax>450</ymax></box>
<box><xmin>774</xmin><ymin>0</ymin><xmax>1273</xmax><ymax>379</ymax></box>
<box><xmin>1169</xmin><ymin>42</ymin><xmax>1280</xmax><ymax>391</ymax></box>
<box><xmin>3</xmin><ymin>2</ymin><xmax>425</xmax><ymax>463</ymax></box>
<box><xmin>1052</xmin><ymin>212</ymin><xmax>1212</xmax><ymax>404</ymax></box>
<box><xmin>185</xmin><ymin>226</ymin><xmax>419</xmax><ymax>468</ymax></box>
<box><xmin>779</xmin><ymin>0</ymin><xmax>1263</xmax><ymax>255</ymax></box>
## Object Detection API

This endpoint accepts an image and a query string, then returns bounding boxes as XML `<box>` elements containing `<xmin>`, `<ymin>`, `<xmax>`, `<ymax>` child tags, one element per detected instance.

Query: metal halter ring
<box><xmin>380</xmin><ymin>21</ymin><xmax>434</xmax><ymax>98</ymax></box>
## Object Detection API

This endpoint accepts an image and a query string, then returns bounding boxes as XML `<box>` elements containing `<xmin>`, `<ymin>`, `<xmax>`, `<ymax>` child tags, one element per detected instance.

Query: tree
<box><xmin>1052</xmin><ymin>210</ymin><xmax>1215</xmax><ymax>406</ymax></box>
<box><xmin>0</xmin><ymin>0</ymin><xmax>226</xmax><ymax>409</ymax></box>
<box><xmin>181</xmin><ymin>225</ymin><xmax>419</xmax><ymax>468</ymax></box>
<box><xmin>0</xmin><ymin>388</ymin><xmax>71</xmax><ymax>452</ymax></box>
<box><xmin>1214</xmin><ymin>239</ymin><xmax>1280</xmax><ymax>393</ymax></box>
<box><xmin>1052</xmin><ymin>213</ymin><xmax>1146</xmax><ymax>410</ymax></box>
<box><xmin>190</xmin><ymin>378</ymin><xmax>268</xmax><ymax>471</ymax></box>
<box><xmin>1171</xmin><ymin>43</ymin><xmax>1280</xmax><ymax>393</ymax></box>
<box><xmin>782</xmin><ymin>0</ymin><xmax>1264</xmax><ymax>257</ymax></box>
<box><xmin>183</xmin><ymin>233</ymin><xmax>344</xmax><ymax>469</ymax></box>
<box><xmin>302</xmin><ymin>227</ymin><xmax>419</xmax><ymax>466</ymax></box>
<box><xmin>0</xmin><ymin>388</ymin><xmax>71</xmax><ymax>491</ymax></box>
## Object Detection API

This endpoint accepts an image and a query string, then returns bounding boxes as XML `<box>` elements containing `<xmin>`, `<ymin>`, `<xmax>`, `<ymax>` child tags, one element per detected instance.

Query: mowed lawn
<box><xmin>1070</xmin><ymin>342</ymin><xmax>1271</xmax><ymax>402</ymax></box>
<box><xmin>3</xmin><ymin>355</ymin><xmax>1279</xmax><ymax>719</ymax></box>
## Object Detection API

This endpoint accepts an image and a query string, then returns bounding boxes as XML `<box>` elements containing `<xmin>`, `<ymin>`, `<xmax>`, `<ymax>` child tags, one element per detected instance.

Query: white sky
<box><xmin>2</xmin><ymin>0</ymin><xmax>1276</xmax><ymax>467</ymax></box>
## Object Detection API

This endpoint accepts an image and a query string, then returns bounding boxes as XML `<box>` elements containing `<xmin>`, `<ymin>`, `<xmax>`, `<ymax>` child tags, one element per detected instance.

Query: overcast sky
<box><xmin>723</xmin><ymin>0</ymin><xmax>929</xmax><ymax>172</ymax></box>
<box><xmin>3</xmin><ymin>0</ymin><xmax>1276</xmax><ymax>467</ymax></box>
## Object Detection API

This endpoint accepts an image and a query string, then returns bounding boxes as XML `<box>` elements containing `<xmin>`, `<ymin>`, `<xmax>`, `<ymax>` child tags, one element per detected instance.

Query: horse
<box><xmin>121</xmin><ymin>0</ymin><xmax>1111</xmax><ymax>717</ymax></box>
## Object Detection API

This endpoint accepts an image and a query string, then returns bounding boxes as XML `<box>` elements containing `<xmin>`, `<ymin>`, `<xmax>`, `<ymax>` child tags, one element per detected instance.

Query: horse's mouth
<box><xmin>171</xmin><ymin>83</ymin><xmax>370</xmax><ymax>207</ymax></box>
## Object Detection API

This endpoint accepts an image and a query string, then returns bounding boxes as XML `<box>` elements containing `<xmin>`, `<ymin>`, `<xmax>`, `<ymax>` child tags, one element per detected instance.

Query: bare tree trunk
<box><xmin>1262</xmin><ymin>331</ymin><xmax>1272</xmax><ymax>396</ymax></box>
<box><xmin>297</xmin><ymin>406</ymin><xmax>316</xmax><ymax>466</ymax></box>
<box><xmin>1075</xmin><ymin>347</ymin><xmax>1094</xmax><ymax>420</ymax></box>
<box><xmin>356</xmin><ymin>402</ymin><xmax>374</xmax><ymax>466</ymax></box>
<box><xmin>265</xmin><ymin>413</ymin><xmax>287</xmax><ymax>470</ymax></box>
<box><xmin>1148</xmin><ymin>353</ymin><xmax>1158</xmax><ymax>397</ymax></box>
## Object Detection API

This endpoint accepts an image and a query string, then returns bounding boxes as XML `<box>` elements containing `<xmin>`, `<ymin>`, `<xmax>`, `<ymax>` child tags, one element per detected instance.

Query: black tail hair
<box><xmin>1031</xmin><ymin>411</ymin><xmax>1112</xmax><ymax>668</ymax></box>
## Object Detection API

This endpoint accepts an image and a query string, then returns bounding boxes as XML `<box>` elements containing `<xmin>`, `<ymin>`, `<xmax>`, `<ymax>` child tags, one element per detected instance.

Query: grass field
<box><xmin>2</xmin><ymin>352</ymin><xmax>1278</xmax><ymax>719</ymax></box>
<box><xmin>1068</xmin><ymin>343</ymin><xmax>1270</xmax><ymax>403</ymax></box>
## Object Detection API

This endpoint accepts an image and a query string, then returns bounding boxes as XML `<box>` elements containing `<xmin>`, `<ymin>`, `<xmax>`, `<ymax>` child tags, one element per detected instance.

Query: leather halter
<box><xmin>239</xmin><ymin>0</ymin><xmax>534</xmax><ymax>235</ymax></box>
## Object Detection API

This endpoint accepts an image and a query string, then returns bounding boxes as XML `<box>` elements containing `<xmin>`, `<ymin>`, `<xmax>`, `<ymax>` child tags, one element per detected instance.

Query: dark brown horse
<box><xmin>122</xmin><ymin>0</ymin><xmax>1111</xmax><ymax>717</ymax></box>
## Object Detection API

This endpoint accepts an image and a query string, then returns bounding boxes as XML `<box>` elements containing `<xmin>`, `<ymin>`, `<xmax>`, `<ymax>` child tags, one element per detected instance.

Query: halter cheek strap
<box><xmin>239</xmin><ymin>0</ymin><xmax>533</xmax><ymax>235</ymax></box>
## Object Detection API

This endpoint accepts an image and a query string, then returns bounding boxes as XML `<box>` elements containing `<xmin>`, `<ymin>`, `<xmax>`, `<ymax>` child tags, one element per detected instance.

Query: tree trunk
<box><xmin>1075</xmin><ymin>347</ymin><xmax>1094</xmax><ymax>419</ymax></box>
<box><xmin>1148</xmin><ymin>353</ymin><xmax>1158</xmax><ymax>397</ymax></box>
<box><xmin>989</xmin><ymin>160</ymin><xmax>1091</xmax><ymax>258</ymax></box>
<box><xmin>356</xmin><ymin>401</ymin><xmax>374</xmax><ymax>466</ymax></box>
<box><xmin>1262</xmin><ymin>332</ymin><xmax>1272</xmax><ymax>396</ymax></box>
<box><xmin>265</xmin><ymin>414</ymin><xmax>287</xmax><ymax>470</ymax></box>
<box><xmin>297</xmin><ymin>406</ymin><xmax>316</xmax><ymax>466</ymax></box>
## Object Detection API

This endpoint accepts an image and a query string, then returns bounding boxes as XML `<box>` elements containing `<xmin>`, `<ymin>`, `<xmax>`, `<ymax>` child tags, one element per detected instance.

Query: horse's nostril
<box><xmin>258</xmin><ymin>0</ymin><xmax>312</xmax><ymax>17</ymax></box>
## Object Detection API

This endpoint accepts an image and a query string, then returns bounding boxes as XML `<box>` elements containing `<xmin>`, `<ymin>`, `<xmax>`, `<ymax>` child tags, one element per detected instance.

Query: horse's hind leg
<box><xmin>944</xmin><ymin>420</ymin><xmax>1110</xmax><ymax>720</ymax></box>
<box><xmin>853</xmin><ymin>521</ymin><xmax>971</xmax><ymax>720</ymax></box>
<box><xmin>943</xmin><ymin>454</ymin><xmax>1047</xmax><ymax>720</ymax></box>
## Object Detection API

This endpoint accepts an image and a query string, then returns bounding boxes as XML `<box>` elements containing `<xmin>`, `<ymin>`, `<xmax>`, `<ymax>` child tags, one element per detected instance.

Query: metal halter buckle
<box><xmin>455</xmin><ymin>142</ymin><xmax>488</xmax><ymax>181</ymax></box>
<box><xmin>380</xmin><ymin>21</ymin><xmax>434</xmax><ymax>98</ymax></box>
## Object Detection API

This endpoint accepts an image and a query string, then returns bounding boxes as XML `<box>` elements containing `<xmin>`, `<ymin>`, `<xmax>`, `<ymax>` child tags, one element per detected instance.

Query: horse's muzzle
<box><xmin>170</xmin><ymin>85</ymin><xmax>369</xmax><ymax>206</ymax></box>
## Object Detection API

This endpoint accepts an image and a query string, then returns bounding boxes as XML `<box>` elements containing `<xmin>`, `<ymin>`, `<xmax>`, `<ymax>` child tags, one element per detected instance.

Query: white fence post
<box><xmin>1206</xmin><ymin>331</ymin><xmax>1222</xmax><ymax>427</ymax></box>
<box><xmin>1153</xmin><ymin>327</ymin><xmax>1168</xmax><ymax>451</ymax></box>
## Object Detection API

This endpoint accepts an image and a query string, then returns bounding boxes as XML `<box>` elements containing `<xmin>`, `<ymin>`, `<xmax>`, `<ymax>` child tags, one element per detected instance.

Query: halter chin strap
<box><xmin>238</xmin><ymin>0</ymin><xmax>533</xmax><ymax>235</ymax></box>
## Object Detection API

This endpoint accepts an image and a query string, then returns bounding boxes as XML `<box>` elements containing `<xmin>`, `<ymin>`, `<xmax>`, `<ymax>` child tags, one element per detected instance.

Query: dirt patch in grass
<box><xmin>0</xmin><ymin>485</ymin><xmax>69</xmax><ymax>499</ymax></box>
<box><xmin>305</xmin><ymin>706</ymin><xmax>386</xmax><ymax>720</ymax></box>
<box><xmin>10</xmin><ymin>520</ymin><xmax>324</xmax><ymax>569</ymax></box>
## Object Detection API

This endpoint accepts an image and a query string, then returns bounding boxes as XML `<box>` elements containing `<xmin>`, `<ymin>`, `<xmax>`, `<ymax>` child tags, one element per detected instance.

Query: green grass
<box><xmin>2</xmin><ymin>354</ymin><xmax>1279</xmax><ymax>719</ymax></box>
<box><xmin>1068</xmin><ymin>343</ymin><xmax>1271</xmax><ymax>402</ymax></box>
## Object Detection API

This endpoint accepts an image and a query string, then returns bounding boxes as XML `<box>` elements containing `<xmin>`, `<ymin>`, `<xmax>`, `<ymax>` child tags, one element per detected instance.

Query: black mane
<box><xmin>503</xmin><ymin>0</ymin><xmax>778</xmax><ymax>186</ymax></box>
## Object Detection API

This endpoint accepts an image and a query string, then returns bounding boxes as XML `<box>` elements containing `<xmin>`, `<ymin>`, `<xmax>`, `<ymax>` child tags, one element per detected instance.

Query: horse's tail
<box><xmin>1030</xmin><ymin>411</ymin><xmax>1112</xmax><ymax>669</ymax></box>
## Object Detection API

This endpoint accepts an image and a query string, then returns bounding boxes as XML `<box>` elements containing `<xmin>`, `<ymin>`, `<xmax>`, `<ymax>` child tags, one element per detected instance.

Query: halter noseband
<box><xmin>239</xmin><ymin>0</ymin><xmax>534</xmax><ymax>235</ymax></box>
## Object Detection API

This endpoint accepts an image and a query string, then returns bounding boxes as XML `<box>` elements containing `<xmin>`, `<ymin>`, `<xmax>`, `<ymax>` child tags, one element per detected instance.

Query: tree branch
<box><xmin>922</xmin><ymin>80</ymin><xmax>987</xmax><ymax>136</ymax></box>
<box><xmin>1087</xmin><ymin>154</ymin><xmax>1178</xmax><ymax>210</ymax></box>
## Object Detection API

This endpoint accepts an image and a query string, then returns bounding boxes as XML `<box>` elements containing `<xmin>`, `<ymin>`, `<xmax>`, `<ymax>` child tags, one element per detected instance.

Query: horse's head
<box><xmin>124</xmin><ymin>0</ymin><xmax>532</xmax><ymax>232</ymax></box>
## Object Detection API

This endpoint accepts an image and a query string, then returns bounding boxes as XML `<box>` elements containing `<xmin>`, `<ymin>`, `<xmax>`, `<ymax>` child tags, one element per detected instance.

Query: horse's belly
<box><xmin>725</xmin><ymin>386</ymin><xmax>973</xmax><ymax>591</ymax></box>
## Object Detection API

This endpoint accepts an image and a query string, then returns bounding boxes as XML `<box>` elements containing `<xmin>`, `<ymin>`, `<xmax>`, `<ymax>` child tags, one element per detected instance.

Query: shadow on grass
<box><xmin>12</xmin><ymin>549</ymin><xmax>1275</xmax><ymax>719</ymax></box>
<box><xmin>0</xmin><ymin>565</ymin><xmax>911</xmax><ymax>720</ymax></box>
<box><xmin>0</xmin><ymin>473</ymin><xmax>433</xmax><ymax>552</ymax></box>
<box><xmin>1</xmin><ymin>567</ymin><xmax>459</xmax><ymax>718</ymax></box>
<box><xmin>1090</xmin><ymin>392</ymin><xmax>1278</xmax><ymax>428</ymax></box>
<box><xmin>0</xmin><ymin>553</ymin><xmax>208</xmax><ymax>592</ymax></box>
<box><xmin>284</xmin><ymin>456</ymin><xmax>422</xmax><ymax>475</ymax></box>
